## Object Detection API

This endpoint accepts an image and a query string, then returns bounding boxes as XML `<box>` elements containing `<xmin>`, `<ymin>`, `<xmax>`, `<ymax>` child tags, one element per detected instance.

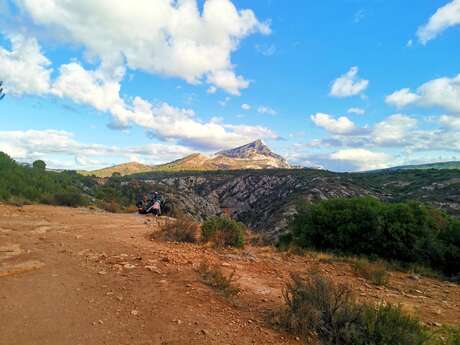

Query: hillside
<box><xmin>390</xmin><ymin>161</ymin><xmax>460</xmax><ymax>171</ymax></box>
<box><xmin>83</xmin><ymin>140</ymin><xmax>291</xmax><ymax>177</ymax></box>
<box><xmin>125</xmin><ymin>168</ymin><xmax>460</xmax><ymax>239</ymax></box>
<box><xmin>81</xmin><ymin>162</ymin><xmax>154</xmax><ymax>177</ymax></box>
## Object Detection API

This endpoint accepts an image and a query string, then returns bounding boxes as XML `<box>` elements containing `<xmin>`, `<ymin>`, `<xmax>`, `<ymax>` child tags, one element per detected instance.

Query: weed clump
<box><xmin>197</xmin><ymin>262</ymin><xmax>240</xmax><ymax>298</ymax></box>
<box><xmin>160</xmin><ymin>216</ymin><xmax>200</xmax><ymax>243</ymax></box>
<box><xmin>353</xmin><ymin>259</ymin><xmax>389</xmax><ymax>286</ymax></box>
<box><xmin>201</xmin><ymin>216</ymin><xmax>245</xmax><ymax>248</ymax></box>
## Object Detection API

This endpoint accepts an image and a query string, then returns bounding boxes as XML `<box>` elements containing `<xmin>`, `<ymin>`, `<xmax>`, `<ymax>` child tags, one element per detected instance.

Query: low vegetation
<box><xmin>201</xmin><ymin>216</ymin><xmax>246</xmax><ymax>248</ymax></box>
<box><xmin>272</xmin><ymin>272</ymin><xmax>460</xmax><ymax>345</ymax></box>
<box><xmin>0</xmin><ymin>152</ymin><xmax>150</xmax><ymax>211</ymax></box>
<box><xmin>285</xmin><ymin>197</ymin><xmax>460</xmax><ymax>278</ymax></box>
<box><xmin>353</xmin><ymin>258</ymin><xmax>389</xmax><ymax>286</ymax></box>
<box><xmin>158</xmin><ymin>216</ymin><xmax>200</xmax><ymax>243</ymax></box>
<box><xmin>197</xmin><ymin>262</ymin><xmax>240</xmax><ymax>298</ymax></box>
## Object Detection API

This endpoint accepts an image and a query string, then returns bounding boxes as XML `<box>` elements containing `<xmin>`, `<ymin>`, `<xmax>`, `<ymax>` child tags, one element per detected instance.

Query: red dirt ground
<box><xmin>0</xmin><ymin>204</ymin><xmax>459</xmax><ymax>345</ymax></box>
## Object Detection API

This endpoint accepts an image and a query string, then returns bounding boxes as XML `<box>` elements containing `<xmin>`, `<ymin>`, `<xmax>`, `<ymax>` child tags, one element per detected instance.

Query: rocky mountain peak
<box><xmin>217</xmin><ymin>140</ymin><xmax>275</xmax><ymax>159</ymax></box>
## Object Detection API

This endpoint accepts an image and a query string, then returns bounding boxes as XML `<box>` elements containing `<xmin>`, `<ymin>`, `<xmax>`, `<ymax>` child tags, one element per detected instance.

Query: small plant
<box><xmin>160</xmin><ymin>216</ymin><xmax>200</xmax><ymax>243</ymax></box>
<box><xmin>201</xmin><ymin>216</ymin><xmax>245</xmax><ymax>248</ymax></box>
<box><xmin>197</xmin><ymin>262</ymin><xmax>240</xmax><ymax>298</ymax></box>
<box><xmin>354</xmin><ymin>258</ymin><xmax>389</xmax><ymax>286</ymax></box>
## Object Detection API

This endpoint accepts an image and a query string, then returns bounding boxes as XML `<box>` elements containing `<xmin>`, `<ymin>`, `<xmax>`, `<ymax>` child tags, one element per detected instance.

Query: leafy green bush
<box><xmin>286</xmin><ymin>197</ymin><xmax>460</xmax><ymax>277</ymax></box>
<box><xmin>201</xmin><ymin>216</ymin><xmax>245</xmax><ymax>248</ymax></box>
<box><xmin>53</xmin><ymin>191</ymin><xmax>88</xmax><ymax>207</ymax></box>
<box><xmin>275</xmin><ymin>272</ymin><xmax>430</xmax><ymax>345</ymax></box>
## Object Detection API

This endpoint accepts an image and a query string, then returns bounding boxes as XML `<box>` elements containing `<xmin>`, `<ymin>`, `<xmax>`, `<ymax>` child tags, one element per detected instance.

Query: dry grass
<box><xmin>156</xmin><ymin>216</ymin><xmax>200</xmax><ymax>243</ymax></box>
<box><xmin>353</xmin><ymin>258</ymin><xmax>389</xmax><ymax>286</ymax></box>
<box><xmin>197</xmin><ymin>262</ymin><xmax>240</xmax><ymax>298</ymax></box>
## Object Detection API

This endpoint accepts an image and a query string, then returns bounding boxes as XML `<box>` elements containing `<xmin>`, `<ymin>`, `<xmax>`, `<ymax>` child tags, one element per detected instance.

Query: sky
<box><xmin>0</xmin><ymin>0</ymin><xmax>460</xmax><ymax>172</ymax></box>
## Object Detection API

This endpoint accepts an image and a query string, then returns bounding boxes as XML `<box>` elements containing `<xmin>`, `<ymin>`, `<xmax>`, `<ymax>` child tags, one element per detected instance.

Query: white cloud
<box><xmin>0</xmin><ymin>34</ymin><xmax>51</xmax><ymax>95</ymax></box>
<box><xmin>310</xmin><ymin>113</ymin><xmax>359</xmax><ymax>135</ymax></box>
<box><xmin>385</xmin><ymin>88</ymin><xmax>420</xmax><ymax>108</ymax></box>
<box><xmin>330</xmin><ymin>149</ymin><xmax>391</xmax><ymax>171</ymax></box>
<box><xmin>14</xmin><ymin>0</ymin><xmax>270</xmax><ymax>95</ymax></box>
<box><xmin>386</xmin><ymin>74</ymin><xmax>460</xmax><ymax>113</ymax></box>
<box><xmin>330</xmin><ymin>66</ymin><xmax>369</xmax><ymax>98</ymax></box>
<box><xmin>417</xmin><ymin>0</ymin><xmax>460</xmax><ymax>44</ymax></box>
<box><xmin>0</xmin><ymin>34</ymin><xmax>277</xmax><ymax>151</ymax></box>
<box><xmin>347</xmin><ymin>107</ymin><xmax>365</xmax><ymax>115</ymax></box>
<box><xmin>439</xmin><ymin>115</ymin><xmax>460</xmax><ymax>129</ymax></box>
<box><xmin>257</xmin><ymin>105</ymin><xmax>277</xmax><ymax>115</ymax></box>
<box><xmin>0</xmin><ymin>129</ymin><xmax>196</xmax><ymax>170</ymax></box>
<box><xmin>241</xmin><ymin>103</ymin><xmax>251</xmax><ymax>110</ymax></box>
<box><xmin>371</xmin><ymin>114</ymin><xmax>418</xmax><ymax>146</ymax></box>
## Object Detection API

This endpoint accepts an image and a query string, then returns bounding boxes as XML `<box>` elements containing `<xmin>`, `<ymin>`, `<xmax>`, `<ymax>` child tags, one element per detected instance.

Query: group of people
<box><xmin>136</xmin><ymin>192</ymin><xmax>163</xmax><ymax>216</ymax></box>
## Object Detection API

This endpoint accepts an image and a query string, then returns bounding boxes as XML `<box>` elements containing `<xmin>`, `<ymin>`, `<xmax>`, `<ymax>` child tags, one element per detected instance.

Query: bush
<box><xmin>197</xmin><ymin>262</ymin><xmax>240</xmax><ymax>298</ymax></box>
<box><xmin>353</xmin><ymin>259</ymin><xmax>389</xmax><ymax>286</ymax></box>
<box><xmin>160</xmin><ymin>216</ymin><xmax>200</xmax><ymax>243</ymax></box>
<box><xmin>276</xmin><ymin>272</ymin><xmax>363</xmax><ymax>344</ymax></box>
<box><xmin>201</xmin><ymin>216</ymin><xmax>245</xmax><ymax>248</ymax></box>
<box><xmin>286</xmin><ymin>197</ymin><xmax>460</xmax><ymax>278</ymax></box>
<box><xmin>53</xmin><ymin>191</ymin><xmax>87</xmax><ymax>207</ymax></box>
<box><xmin>361</xmin><ymin>304</ymin><xmax>429</xmax><ymax>345</ymax></box>
<box><xmin>275</xmin><ymin>272</ymin><xmax>430</xmax><ymax>345</ymax></box>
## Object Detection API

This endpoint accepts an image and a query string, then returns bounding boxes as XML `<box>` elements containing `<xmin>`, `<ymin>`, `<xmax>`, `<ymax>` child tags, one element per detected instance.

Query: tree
<box><xmin>0</xmin><ymin>81</ymin><xmax>5</xmax><ymax>101</ymax></box>
<box><xmin>33</xmin><ymin>160</ymin><xmax>46</xmax><ymax>170</ymax></box>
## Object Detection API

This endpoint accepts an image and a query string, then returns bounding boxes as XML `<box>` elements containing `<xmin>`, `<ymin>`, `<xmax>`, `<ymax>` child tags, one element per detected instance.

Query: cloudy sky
<box><xmin>0</xmin><ymin>0</ymin><xmax>459</xmax><ymax>171</ymax></box>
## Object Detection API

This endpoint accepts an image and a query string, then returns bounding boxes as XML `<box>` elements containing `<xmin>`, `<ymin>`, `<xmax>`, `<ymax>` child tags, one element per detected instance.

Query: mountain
<box><xmin>389</xmin><ymin>161</ymin><xmax>460</xmax><ymax>171</ymax></box>
<box><xmin>84</xmin><ymin>140</ymin><xmax>291</xmax><ymax>176</ymax></box>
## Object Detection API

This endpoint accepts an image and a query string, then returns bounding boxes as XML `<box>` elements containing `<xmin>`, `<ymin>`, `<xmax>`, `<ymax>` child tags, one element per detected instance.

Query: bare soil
<box><xmin>0</xmin><ymin>204</ymin><xmax>459</xmax><ymax>345</ymax></box>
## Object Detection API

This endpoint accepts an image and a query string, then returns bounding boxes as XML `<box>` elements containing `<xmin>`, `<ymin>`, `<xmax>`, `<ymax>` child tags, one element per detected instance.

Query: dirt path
<box><xmin>0</xmin><ymin>204</ymin><xmax>459</xmax><ymax>345</ymax></box>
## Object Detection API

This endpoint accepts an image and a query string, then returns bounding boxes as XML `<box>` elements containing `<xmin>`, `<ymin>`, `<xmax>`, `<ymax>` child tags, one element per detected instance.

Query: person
<box><xmin>152</xmin><ymin>200</ymin><xmax>161</xmax><ymax>217</ymax></box>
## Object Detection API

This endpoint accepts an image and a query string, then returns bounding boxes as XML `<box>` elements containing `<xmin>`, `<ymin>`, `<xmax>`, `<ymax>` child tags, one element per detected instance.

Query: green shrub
<box><xmin>275</xmin><ymin>272</ymin><xmax>430</xmax><ymax>345</ymax></box>
<box><xmin>201</xmin><ymin>216</ymin><xmax>245</xmax><ymax>248</ymax></box>
<box><xmin>287</xmin><ymin>197</ymin><xmax>460</xmax><ymax>278</ymax></box>
<box><xmin>361</xmin><ymin>304</ymin><xmax>429</xmax><ymax>345</ymax></box>
<box><xmin>53</xmin><ymin>191</ymin><xmax>87</xmax><ymax>207</ymax></box>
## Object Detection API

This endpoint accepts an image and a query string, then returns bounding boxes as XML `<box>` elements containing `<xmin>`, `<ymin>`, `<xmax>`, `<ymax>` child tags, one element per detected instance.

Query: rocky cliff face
<box><xmin>134</xmin><ymin>170</ymin><xmax>376</xmax><ymax>240</ymax></box>
<box><xmin>129</xmin><ymin>168</ymin><xmax>460</xmax><ymax>240</ymax></box>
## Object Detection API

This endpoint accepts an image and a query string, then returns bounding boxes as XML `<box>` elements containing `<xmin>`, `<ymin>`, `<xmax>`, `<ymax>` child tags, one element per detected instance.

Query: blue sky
<box><xmin>1</xmin><ymin>0</ymin><xmax>460</xmax><ymax>171</ymax></box>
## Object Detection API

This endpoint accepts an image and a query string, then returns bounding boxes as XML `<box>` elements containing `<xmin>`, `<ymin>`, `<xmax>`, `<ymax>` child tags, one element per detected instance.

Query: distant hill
<box><xmin>82</xmin><ymin>162</ymin><xmax>154</xmax><ymax>177</ymax></box>
<box><xmin>389</xmin><ymin>161</ymin><xmax>460</xmax><ymax>171</ymax></box>
<box><xmin>83</xmin><ymin>140</ymin><xmax>291</xmax><ymax>177</ymax></box>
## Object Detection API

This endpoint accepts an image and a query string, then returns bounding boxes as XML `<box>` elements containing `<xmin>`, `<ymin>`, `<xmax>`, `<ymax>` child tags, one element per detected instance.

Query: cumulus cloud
<box><xmin>417</xmin><ymin>0</ymin><xmax>460</xmax><ymax>44</ymax></box>
<box><xmin>371</xmin><ymin>114</ymin><xmax>418</xmax><ymax>146</ymax></box>
<box><xmin>385</xmin><ymin>88</ymin><xmax>421</xmax><ymax>108</ymax></box>
<box><xmin>288</xmin><ymin>148</ymin><xmax>392</xmax><ymax>172</ymax></box>
<box><xmin>0</xmin><ymin>129</ymin><xmax>195</xmax><ymax>170</ymax></box>
<box><xmin>241</xmin><ymin>103</ymin><xmax>251</xmax><ymax>110</ymax></box>
<box><xmin>330</xmin><ymin>66</ymin><xmax>369</xmax><ymax>98</ymax></box>
<box><xmin>13</xmin><ymin>0</ymin><xmax>270</xmax><ymax>94</ymax></box>
<box><xmin>386</xmin><ymin>74</ymin><xmax>460</xmax><ymax>113</ymax></box>
<box><xmin>310</xmin><ymin>113</ymin><xmax>361</xmax><ymax>135</ymax></box>
<box><xmin>0</xmin><ymin>34</ymin><xmax>51</xmax><ymax>95</ymax></box>
<box><xmin>257</xmin><ymin>105</ymin><xmax>277</xmax><ymax>115</ymax></box>
<box><xmin>329</xmin><ymin>149</ymin><xmax>391</xmax><ymax>171</ymax></box>
<box><xmin>0</xmin><ymin>34</ymin><xmax>278</xmax><ymax>150</ymax></box>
